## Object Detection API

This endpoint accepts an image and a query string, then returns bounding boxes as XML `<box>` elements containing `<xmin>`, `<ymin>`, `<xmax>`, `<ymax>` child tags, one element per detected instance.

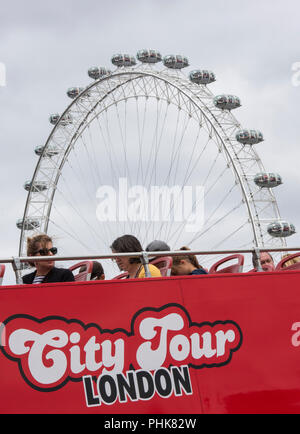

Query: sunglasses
<box><xmin>34</xmin><ymin>247</ymin><xmax>58</xmax><ymax>256</ymax></box>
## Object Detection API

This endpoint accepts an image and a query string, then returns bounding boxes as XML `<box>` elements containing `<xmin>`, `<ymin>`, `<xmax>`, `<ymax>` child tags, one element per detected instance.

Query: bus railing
<box><xmin>1</xmin><ymin>246</ymin><xmax>300</xmax><ymax>285</ymax></box>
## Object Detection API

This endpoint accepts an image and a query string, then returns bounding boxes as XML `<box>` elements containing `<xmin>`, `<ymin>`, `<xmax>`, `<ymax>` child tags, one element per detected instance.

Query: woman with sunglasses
<box><xmin>22</xmin><ymin>234</ymin><xmax>75</xmax><ymax>284</ymax></box>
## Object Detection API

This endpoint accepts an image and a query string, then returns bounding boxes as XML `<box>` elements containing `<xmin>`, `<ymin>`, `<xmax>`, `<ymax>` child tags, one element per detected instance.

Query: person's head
<box><xmin>252</xmin><ymin>251</ymin><xmax>275</xmax><ymax>271</ymax></box>
<box><xmin>171</xmin><ymin>247</ymin><xmax>201</xmax><ymax>276</ymax></box>
<box><xmin>146</xmin><ymin>240</ymin><xmax>170</xmax><ymax>252</ymax></box>
<box><xmin>91</xmin><ymin>261</ymin><xmax>105</xmax><ymax>280</ymax></box>
<box><xmin>146</xmin><ymin>240</ymin><xmax>171</xmax><ymax>261</ymax></box>
<box><xmin>111</xmin><ymin>235</ymin><xmax>143</xmax><ymax>272</ymax></box>
<box><xmin>281</xmin><ymin>254</ymin><xmax>300</xmax><ymax>268</ymax></box>
<box><xmin>27</xmin><ymin>234</ymin><xmax>56</xmax><ymax>271</ymax></box>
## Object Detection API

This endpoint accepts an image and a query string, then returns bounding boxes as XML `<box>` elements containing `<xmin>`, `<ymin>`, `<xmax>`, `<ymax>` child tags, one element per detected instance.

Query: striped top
<box><xmin>32</xmin><ymin>275</ymin><xmax>45</xmax><ymax>284</ymax></box>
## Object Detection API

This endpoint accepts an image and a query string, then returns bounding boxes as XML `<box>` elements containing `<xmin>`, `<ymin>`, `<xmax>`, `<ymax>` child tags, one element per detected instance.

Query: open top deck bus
<box><xmin>1</xmin><ymin>247</ymin><xmax>300</xmax><ymax>414</ymax></box>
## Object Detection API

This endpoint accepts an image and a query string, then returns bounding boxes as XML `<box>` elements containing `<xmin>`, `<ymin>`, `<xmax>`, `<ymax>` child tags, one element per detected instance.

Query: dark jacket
<box><xmin>189</xmin><ymin>268</ymin><xmax>208</xmax><ymax>275</ymax></box>
<box><xmin>22</xmin><ymin>267</ymin><xmax>75</xmax><ymax>284</ymax></box>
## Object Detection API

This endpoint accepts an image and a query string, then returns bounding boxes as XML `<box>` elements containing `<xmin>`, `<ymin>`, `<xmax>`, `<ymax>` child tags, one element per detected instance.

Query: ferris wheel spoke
<box><xmin>142</xmin><ymin>98</ymin><xmax>163</xmax><ymax>187</ymax></box>
<box><xmin>79</xmin><ymin>136</ymin><xmax>101</xmax><ymax>192</ymax></box>
<box><xmin>210</xmin><ymin>220</ymin><xmax>249</xmax><ymax>250</ymax></box>
<box><xmin>204</xmin><ymin>165</ymin><xmax>230</xmax><ymax>198</ymax></box>
<box><xmin>180</xmin><ymin>122</ymin><xmax>203</xmax><ymax>184</ymax></box>
<box><xmin>58</xmin><ymin>153</ymin><xmax>115</xmax><ymax>249</ymax></box>
<box><xmin>79</xmin><ymin>136</ymin><xmax>118</xmax><ymax>245</ymax></box>
<box><xmin>141</xmin><ymin>104</ymin><xmax>189</xmax><ymax>242</ymax></box>
<box><xmin>186</xmin><ymin>200</ymin><xmax>244</xmax><ymax>246</ymax></box>
<box><xmin>205</xmin><ymin>184</ymin><xmax>239</xmax><ymax>228</ymax></box>
<box><xmin>199</xmin><ymin>221</ymin><xmax>249</xmax><ymax>266</ymax></box>
<box><xmin>48</xmin><ymin>216</ymin><xmax>96</xmax><ymax>253</ymax></box>
<box><xmin>169</xmin><ymin>113</ymin><xmax>192</xmax><ymax>188</ymax></box>
<box><xmin>158</xmin><ymin>126</ymin><xmax>206</xmax><ymax>242</ymax></box>
<box><xmin>86</xmin><ymin>124</ymin><xmax>104</xmax><ymax>185</ymax></box>
<box><xmin>96</xmin><ymin>113</ymin><xmax>122</xmax><ymax>182</ymax></box>
<box><xmin>113</xmin><ymin>100</ymin><xmax>132</xmax><ymax>186</ymax></box>
<box><xmin>158</xmin><ymin>111</ymin><xmax>192</xmax><ymax>233</ymax></box>
<box><xmin>135</xmin><ymin>96</ymin><xmax>147</xmax><ymax>185</ymax></box>
<box><xmin>200</xmin><ymin>150</ymin><xmax>222</xmax><ymax>188</ymax></box>
<box><xmin>158</xmin><ymin>131</ymin><xmax>220</xmax><ymax>243</ymax></box>
<box><xmin>135</xmin><ymin>98</ymin><xmax>167</xmax><ymax>241</ymax></box>
<box><xmin>180</xmin><ymin>133</ymin><xmax>212</xmax><ymax>186</ymax></box>
<box><xmin>164</xmin><ymin>180</ymin><xmax>236</xmax><ymax>249</ymax></box>
<box><xmin>134</xmin><ymin>98</ymin><xmax>171</xmax><ymax>238</ymax></box>
<box><xmin>168</xmin><ymin>111</ymin><xmax>191</xmax><ymax>187</ymax></box>
<box><xmin>54</xmin><ymin>178</ymin><xmax>110</xmax><ymax>249</ymax></box>
<box><xmin>50</xmin><ymin>201</ymin><xmax>99</xmax><ymax>251</ymax></box>
<box><xmin>150</xmin><ymin>99</ymin><xmax>170</xmax><ymax>186</ymax></box>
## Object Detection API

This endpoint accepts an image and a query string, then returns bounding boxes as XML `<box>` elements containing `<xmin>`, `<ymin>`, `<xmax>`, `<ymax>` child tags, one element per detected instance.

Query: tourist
<box><xmin>111</xmin><ymin>235</ymin><xmax>161</xmax><ymax>279</ymax></box>
<box><xmin>171</xmin><ymin>247</ymin><xmax>208</xmax><ymax>276</ymax></box>
<box><xmin>252</xmin><ymin>251</ymin><xmax>275</xmax><ymax>272</ymax></box>
<box><xmin>90</xmin><ymin>261</ymin><xmax>105</xmax><ymax>280</ymax></box>
<box><xmin>23</xmin><ymin>234</ymin><xmax>75</xmax><ymax>284</ymax></box>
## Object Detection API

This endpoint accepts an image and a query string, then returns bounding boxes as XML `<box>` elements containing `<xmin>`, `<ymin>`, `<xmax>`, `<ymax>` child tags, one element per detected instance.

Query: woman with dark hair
<box><xmin>171</xmin><ymin>246</ymin><xmax>208</xmax><ymax>276</ymax></box>
<box><xmin>23</xmin><ymin>234</ymin><xmax>75</xmax><ymax>284</ymax></box>
<box><xmin>111</xmin><ymin>235</ymin><xmax>161</xmax><ymax>279</ymax></box>
<box><xmin>91</xmin><ymin>261</ymin><xmax>105</xmax><ymax>280</ymax></box>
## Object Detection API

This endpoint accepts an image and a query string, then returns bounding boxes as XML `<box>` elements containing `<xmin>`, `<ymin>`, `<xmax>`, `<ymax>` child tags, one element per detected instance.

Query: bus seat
<box><xmin>276</xmin><ymin>253</ymin><xmax>300</xmax><ymax>271</ymax></box>
<box><xmin>209</xmin><ymin>254</ymin><xmax>244</xmax><ymax>274</ymax></box>
<box><xmin>0</xmin><ymin>265</ymin><xmax>5</xmax><ymax>285</ymax></box>
<box><xmin>150</xmin><ymin>256</ymin><xmax>173</xmax><ymax>277</ymax></box>
<box><xmin>69</xmin><ymin>261</ymin><xmax>94</xmax><ymax>281</ymax></box>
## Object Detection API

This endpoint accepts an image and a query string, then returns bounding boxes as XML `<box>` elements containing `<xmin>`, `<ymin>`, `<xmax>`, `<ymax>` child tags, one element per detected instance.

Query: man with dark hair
<box><xmin>111</xmin><ymin>235</ymin><xmax>161</xmax><ymax>279</ymax></box>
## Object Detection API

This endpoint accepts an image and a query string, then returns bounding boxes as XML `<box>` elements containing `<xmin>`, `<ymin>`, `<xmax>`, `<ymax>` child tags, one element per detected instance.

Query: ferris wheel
<box><xmin>17</xmin><ymin>49</ymin><xmax>296</xmax><ymax>276</ymax></box>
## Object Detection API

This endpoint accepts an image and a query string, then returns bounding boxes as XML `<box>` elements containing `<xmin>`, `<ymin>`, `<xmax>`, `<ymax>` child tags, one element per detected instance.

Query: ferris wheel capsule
<box><xmin>16</xmin><ymin>218</ymin><xmax>41</xmax><ymax>231</ymax></box>
<box><xmin>67</xmin><ymin>87</ymin><xmax>84</xmax><ymax>99</ymax></box>
<box><xmin>163</xmin><ymin>55</ymin><xmax>189</xmax><ymax>69</ymax></box>
<box><xmin>88</xmin><ymin>67</ymin><xmax>111</xmax><ymax>80</ymax></box>
<box><xmin>24</xmin><ymin>180</ymin><xmax>48</xmax><ymax>192</ymax></box>
<box><xmin>267</xmin><ymin>221</ymin><xmax>296</xmax><ymax>238</ymax></box>
<box><xmin>49</xmin><ymin>114</ymin><xmax>60</xmax><ymax>125</ymax></box>
<box><xmin>214</xmin><ymin>94</ymin><xmax>241</xmax><ymax>110</ymax></box>
<box><xmin>35</xmin><ymin>145</ymin><xmax>60</xmax><ymax>158</ymax></box>
<box><xmin>189</xmin><ymin>70</ymin><xmax>216</xmax><ymax>85</ymax></box>
<box><xmin>137</xmin><ymin>49</ymin><xmax>162</xmax><ymax>64</ymax></box>
<box><xmin>236</xmin><ymin>129</ymin><xmax>264</xmax><ymax>145</ymax></box>
<box><xmin>111</xmin><ymin>54</ymin><xmax>136</xmax><ymax>67</ymax></box>
<box><xmin>49</xmin><ymin>113</ymin><xmax>73</xmax><ymax>126</ymax></box>
<box><xmin>254</xmin><ymin>173</ymin><xmax>282</xmax><ymax>188</ymax></box>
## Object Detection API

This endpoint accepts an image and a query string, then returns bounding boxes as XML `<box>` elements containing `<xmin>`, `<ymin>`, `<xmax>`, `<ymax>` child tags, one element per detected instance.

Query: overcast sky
<box><xmin>1</xmin><ymin>0</ymin><xmax>300</xmax><ymax>284</ymax></box>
